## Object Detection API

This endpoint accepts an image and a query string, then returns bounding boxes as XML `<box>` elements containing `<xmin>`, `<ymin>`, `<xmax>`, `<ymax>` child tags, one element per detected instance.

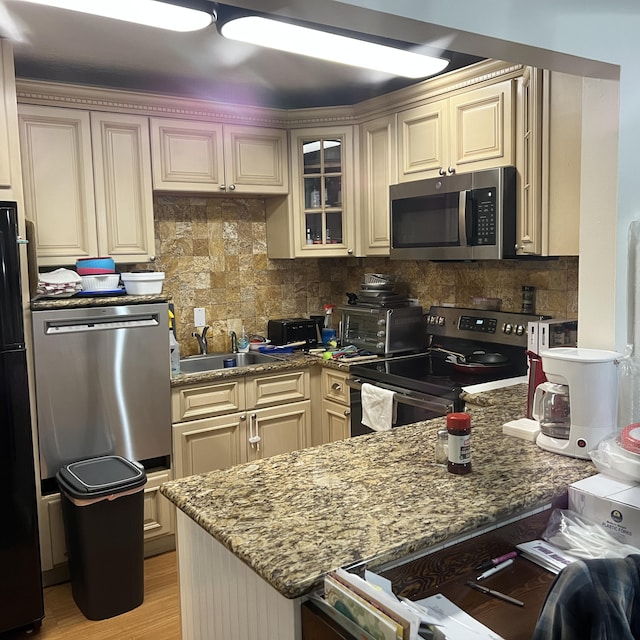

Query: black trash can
<box><xmin>56</xmin><ymin>455</ymin><xmax>147</xmax><ymax>620</ymax></box>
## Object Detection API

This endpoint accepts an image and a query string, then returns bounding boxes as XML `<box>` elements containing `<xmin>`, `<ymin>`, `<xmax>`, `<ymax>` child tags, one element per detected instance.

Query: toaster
<box><xmin>267</xmin><ymin>318</ymin><xmax>320</xmax><ymax>347</ymax></box>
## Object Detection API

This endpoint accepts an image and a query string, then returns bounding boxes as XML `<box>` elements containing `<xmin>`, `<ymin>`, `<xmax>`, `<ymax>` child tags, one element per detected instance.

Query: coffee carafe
<box><xmin>532</xmin><ymin>382</ymin><xmax>571</xmax><ymax>438</ymax></box>
<box><xmin>536</xmin><ymin>348</ymin><xmax>621</xmax><ymax>459</ymax></box>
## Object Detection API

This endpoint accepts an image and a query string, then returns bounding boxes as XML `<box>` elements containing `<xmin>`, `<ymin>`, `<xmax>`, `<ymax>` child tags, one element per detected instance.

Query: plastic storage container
<box><xmin>56</xmin><ymin>456</ymin><xmax>147</xmax><ymax>620</ymax></box>
<box><xmin>120</xmin><ymin>272</ymin><xmax>165</xmax><ymax>295</ymax></box>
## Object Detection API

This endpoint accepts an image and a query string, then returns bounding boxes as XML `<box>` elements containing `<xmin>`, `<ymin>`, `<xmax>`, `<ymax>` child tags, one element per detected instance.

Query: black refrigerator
<box><xmin>0</xmin><ymin>201</ymin><xmax>44</xmax><ymax>634</ymax></box>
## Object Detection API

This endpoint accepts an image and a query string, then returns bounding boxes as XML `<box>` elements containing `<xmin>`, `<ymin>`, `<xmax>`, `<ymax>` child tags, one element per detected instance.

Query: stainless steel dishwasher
<box><xmin>32</xmin><ymin>302</ymin><xmax>171</xmax><ymax>487</ymax></box>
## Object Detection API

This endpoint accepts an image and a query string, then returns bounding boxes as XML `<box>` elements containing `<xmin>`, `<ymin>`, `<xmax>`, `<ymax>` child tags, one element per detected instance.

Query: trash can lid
<box><xmin>56</xmin><ymin>455</ymin><xmax>147</xmax><ymax>499</ymax></box>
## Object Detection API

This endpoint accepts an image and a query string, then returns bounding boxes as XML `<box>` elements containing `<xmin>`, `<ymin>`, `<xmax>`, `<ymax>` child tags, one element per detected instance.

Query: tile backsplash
<box><xmin>146</xmin><ymin>195</ymin><xmax>578</xmax><ymax>356</ymax></box>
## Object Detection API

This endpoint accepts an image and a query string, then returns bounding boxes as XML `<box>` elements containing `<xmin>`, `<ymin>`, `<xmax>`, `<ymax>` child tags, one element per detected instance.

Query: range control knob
<box><xmin>515</xmin><ymin>324</ymin><xmax>526</xmax><ymax>336</ymax></box>
<box><xmin>438</xmin><ymin>316</ymin><xmax>445</xmax><ymax>326</ymax></box>
<box><xmin>503</xmin><ymin>323</ymin><xmax>513</xmax><ymax>335</ymax></box>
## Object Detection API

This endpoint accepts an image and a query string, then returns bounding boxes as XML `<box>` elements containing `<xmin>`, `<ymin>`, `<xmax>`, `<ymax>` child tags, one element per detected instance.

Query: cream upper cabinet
<box><xmin>150</xmin><ymin>118</ymin><xmax>288</xmax><ymax>194</ymax></box>
<box><xmin>18</xmin><ymin>105</ymin><xmax>155</xmax><ymax>265</ymax></box>
<box><xmin>0</xmin><ymin>40</ymin><xmax>20</xmax><ymax>193</ymax></box>
<box><xmin>90</xmin><ymin>112</ymin><xmax>155</xmax><ymax>260</ymax></box>
<box><xmin>515</xmin><ymin>69</ymin><xmax>616</xmax><ymax>256</ymax></box>
<box><xmin>266</xmin><ymin>125</ymin><xmax>357</xmax><ymax>258</ymax></box>
<box><xmin>516</xmin><ymin>67</ymin><xmax>544</xmax><ymax>255</ymax></box>
<box><xmin>359</xmin><ymin>114</ymin><xmax>397</xmax><ymax>256</ymax></box>
<box><xmin>397</xmin><ymin>80</ymin><xmax>515</xmax><ymax>182</ymax></box>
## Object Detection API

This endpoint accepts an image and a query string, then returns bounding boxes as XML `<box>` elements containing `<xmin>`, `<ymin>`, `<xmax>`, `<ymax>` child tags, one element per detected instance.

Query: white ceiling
<box><xmin>0</xmin><ymin>0</ymin><xmax>484</xmax><ymax>109</ymax></box>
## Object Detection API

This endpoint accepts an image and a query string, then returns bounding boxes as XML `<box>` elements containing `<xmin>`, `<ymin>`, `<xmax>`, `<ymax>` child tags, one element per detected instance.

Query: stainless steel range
<box><xmin>348</xmin><ymin>305</ymin><xmax>548</xmax><ymax>435</ymax></box>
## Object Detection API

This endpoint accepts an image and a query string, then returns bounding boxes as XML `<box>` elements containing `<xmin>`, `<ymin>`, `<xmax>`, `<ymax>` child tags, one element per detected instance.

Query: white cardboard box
<box><xmin>569</xmin><ymin>474</ymin><xmax>640</xmax><ymax>545</ymax></box>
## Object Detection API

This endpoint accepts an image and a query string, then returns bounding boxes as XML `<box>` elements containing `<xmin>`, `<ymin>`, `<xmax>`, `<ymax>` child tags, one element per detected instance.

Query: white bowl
<box><xmin>80</xmin><ymin>274</ymin><xmax>121</xmax><ymax>291</ymax></box>
<box><xmin>121</xmin><ymin>272</ymin><xmax>165</xmax><ymax>295</ymax></box>
<box><xmin>249</xmin><ymin>339</ymin><xmax>271</xmax><ymax>351</ymax></box>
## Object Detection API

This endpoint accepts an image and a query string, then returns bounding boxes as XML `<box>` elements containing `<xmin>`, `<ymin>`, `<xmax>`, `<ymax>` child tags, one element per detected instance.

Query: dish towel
<box><xmin>361</xmin><ymin>383</ymin><xmax>396</xmax><ymax>431</ymax></box>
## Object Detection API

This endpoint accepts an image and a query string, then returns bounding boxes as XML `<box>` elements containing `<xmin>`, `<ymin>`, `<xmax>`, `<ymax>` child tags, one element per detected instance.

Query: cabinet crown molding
<box><xmin>16</xmin><ymin>59</ymin><xmax>523</xmax><ymax>129</ymax></box>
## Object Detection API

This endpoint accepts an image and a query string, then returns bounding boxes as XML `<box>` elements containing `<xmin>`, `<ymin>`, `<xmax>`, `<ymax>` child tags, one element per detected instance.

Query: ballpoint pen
<box><xmin>466</xmin><ymin>581</ymin><xmax>524</xmax><ymax>607</ymax></box>
<box><xmin>475</xmin><ymin>550</ymin><xmax>518</xmax><ymax>571</ymax></box>
<box><xmin>477</xmin><ymin>558</ymin><xmax>514</xmax><ymax>580</ymax></box>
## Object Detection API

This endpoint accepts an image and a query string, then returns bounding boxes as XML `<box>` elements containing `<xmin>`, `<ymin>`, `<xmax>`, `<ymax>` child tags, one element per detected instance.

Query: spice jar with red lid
<box><xmin>447</xmin><ymin>412</ymin><xmax>472</xmax><ymax>475</ymax></box>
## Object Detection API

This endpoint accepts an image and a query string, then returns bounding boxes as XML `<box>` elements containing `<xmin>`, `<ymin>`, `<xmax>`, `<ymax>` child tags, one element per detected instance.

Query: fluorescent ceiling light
<box><xmin>219</xmin><ymin>16</ymin><xmax>449</xmax><ymax>79</ymax></box>
<box><xmin>17</xmin><ymin>0</ymin><xmax>214</xmax><ymax>32</ymax></box>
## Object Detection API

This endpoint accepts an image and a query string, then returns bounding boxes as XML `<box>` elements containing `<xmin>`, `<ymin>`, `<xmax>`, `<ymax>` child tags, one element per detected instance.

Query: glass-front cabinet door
<box><xmin>290</xmin><ymin>126</ymin><xmax>355</xmax><ymax>256</ymax></box>
<box><xmin>303</xmin><ymin>137</ymin><xmax>343</xmax><ymax>246</ymax></box>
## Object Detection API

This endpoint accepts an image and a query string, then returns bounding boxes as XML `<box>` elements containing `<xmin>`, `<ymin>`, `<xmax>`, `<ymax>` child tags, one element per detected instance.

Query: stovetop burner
<box><xmin>349</xmin><ymin>305</ymin><xmax>546</xmax><ymax>398</ymax></box>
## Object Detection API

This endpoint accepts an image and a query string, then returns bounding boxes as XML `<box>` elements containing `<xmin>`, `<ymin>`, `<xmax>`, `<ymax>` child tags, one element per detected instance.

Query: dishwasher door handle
<box><xmin>44</xmin><ymin>316</ymin><xmax>159</xmax><ymax>334</ymax></box>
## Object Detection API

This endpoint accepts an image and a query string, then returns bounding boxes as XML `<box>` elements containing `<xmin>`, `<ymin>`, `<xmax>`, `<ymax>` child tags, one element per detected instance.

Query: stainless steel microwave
<box><xmin>389</xmin><ymin>166</ymin><xmax>517</xmax><ymax>261</ymax></box>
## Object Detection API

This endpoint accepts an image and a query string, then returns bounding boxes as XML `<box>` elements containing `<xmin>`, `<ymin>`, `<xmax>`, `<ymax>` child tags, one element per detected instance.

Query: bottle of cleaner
<box><xmin>168</xmin><ymin>310</ymin><xmax>181</xmax><ymax>376</ymax></box>
<box><xmin>322</xmin><ymin>304</ymin><xmax>337</xmax><ymax>345</ymax></box>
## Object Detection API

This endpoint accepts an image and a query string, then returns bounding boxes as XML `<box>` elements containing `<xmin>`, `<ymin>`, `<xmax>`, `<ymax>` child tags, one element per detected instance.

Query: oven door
<box><xmin>347</xmin><ymin>378</ymin><xmax>456</xmax><ymax>436</ymax></box>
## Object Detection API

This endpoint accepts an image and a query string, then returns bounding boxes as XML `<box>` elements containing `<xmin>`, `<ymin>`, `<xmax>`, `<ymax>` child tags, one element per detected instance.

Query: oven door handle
<box><xmin>347</xmin><ymin>378</ymin><xmax>455</xmax><ymax>413</ymax></box>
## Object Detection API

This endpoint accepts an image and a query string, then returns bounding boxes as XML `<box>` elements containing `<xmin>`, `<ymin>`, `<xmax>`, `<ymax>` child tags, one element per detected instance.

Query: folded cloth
<box><xmin>35</xmin><ymin>268</ymin><xmax>82</xmax><ymax>298</ymax></box>
<box><xmin>361</xmin><ymin>383</ymin><xmax>396</xmax><ymax>431</ymax></box>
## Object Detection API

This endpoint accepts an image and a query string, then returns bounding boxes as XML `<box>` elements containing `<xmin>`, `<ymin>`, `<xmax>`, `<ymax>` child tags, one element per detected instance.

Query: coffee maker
<box><xmin>526</xmin><ymin>319</ymin><xmax>578</xmax><ymax>418</ymax></box>
<box><xmin>535</xmin><ymin>347</ymin><xmax>621</xmax><ymax>459</ymax></box>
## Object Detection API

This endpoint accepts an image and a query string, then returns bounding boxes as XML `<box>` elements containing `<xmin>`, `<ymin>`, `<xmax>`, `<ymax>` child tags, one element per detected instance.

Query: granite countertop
<box><xmin>161</xmin><ymin>383</ymin><xmax>596</xmax><ymax>599</ymax></box>
<box><xmin>30</xmin><ymin>293</ymin><xmax>170</xmax><ymax>310</ymax></box>
<box><xmin>170</xmin><ymin>350</ymin><xmax>362</xmax><ymax>387</ymax></box>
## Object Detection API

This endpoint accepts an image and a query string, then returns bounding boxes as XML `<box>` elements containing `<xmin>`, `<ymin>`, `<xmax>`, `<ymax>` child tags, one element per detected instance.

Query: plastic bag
<box><xmin>542</xmin><ymin>508</ymin><xmax>640</xmax><ymax>559</ymax></box>
<box><xmin>589</xmin><ymin>433</ymin><xmax>640</xmax><ymax>483</ymax></box>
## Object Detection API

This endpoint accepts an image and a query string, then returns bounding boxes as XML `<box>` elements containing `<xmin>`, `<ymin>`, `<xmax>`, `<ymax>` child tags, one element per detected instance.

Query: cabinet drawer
<box><xmin>245</xmin><ymin>370</ymin><xmax>309</xmax><ymax>408</ymax></box>
<box><xmin>172</xmin><ymin>379</ymin><xmax>245</xmax><ymax>422</ymax></box>
<box><xmin>322</xmin><ymin>369</ymin><xmax>350</xmax><ymax>405</ymax></box>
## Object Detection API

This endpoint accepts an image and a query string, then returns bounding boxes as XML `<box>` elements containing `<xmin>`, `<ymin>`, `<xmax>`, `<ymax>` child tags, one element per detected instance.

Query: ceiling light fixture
<box><xmin>17</xmin><ymin>0</ymin><xmax>215</xmax><ymax>32</ymax></box>
<box><xmin>218</xmin><ymin>15</ymin><xmax>449</xmax><ymax>79</ymax></box>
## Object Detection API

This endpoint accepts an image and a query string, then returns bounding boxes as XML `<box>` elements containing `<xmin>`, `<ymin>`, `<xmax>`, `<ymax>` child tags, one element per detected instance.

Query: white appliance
<box><xmin>536</xmin><ymin>347</ymin><xmax>621</xmax><ymax>459</ymax></box>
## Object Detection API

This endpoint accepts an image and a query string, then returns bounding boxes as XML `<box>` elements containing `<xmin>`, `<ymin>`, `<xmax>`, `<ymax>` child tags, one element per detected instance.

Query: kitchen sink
<box><xmin>179</xmin><ymin>352</ymin><xmax>280</xmax><ymax>373</ymax></box>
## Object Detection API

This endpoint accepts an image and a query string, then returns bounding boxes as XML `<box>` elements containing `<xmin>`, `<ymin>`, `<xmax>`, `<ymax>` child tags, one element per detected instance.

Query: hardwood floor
<box><xmin>5</xmin><ymin>552</ymin><xmax>180</xmax><ymax>640</ymax></box>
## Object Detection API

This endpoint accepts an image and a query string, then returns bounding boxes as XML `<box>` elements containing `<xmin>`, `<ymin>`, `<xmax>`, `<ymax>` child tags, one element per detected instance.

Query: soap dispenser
<box><xmin>238</xmin><ymin>325</ymin><xmax>249</xmax><ymax>353</ymax></box>
<box><xmin>168</xmin><ymin>310</ymin><xmax>181</xmax><ymax>376</ymax></box>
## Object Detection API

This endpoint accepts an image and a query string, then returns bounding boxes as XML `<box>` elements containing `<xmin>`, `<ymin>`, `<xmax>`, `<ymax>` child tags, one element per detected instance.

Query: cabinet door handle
<box><xmin>228</xmin><ymin>184</ymin><xmax>236</xmax><ymax>191</ymax></box>
<box><xmin>331</xmin><ymin>382</ymin><xmax>342</xmax><ymax>392</ymax></box>
<box><xmin>438</xmin><ymin>167</ymin><xmax>446</xmax><ymax>176</ymax></box>
<box><xmin>220</xmin><ymin>184</ymin><xmax>227</xmax><ymax>191</ymax></box>
<box><xmin>448</xmin><ymin>166</ymin><xmax>456</xmax><ymax>174</ymax></box>
<box><xmin>344</xmin><ymin>409</ymin><xmax>351</xmax><ymax>417</ymax></box>
<box><xmin>249</xmin><ymin>413</ymin><xmax>261</xmax><ymax>450</ymax></box>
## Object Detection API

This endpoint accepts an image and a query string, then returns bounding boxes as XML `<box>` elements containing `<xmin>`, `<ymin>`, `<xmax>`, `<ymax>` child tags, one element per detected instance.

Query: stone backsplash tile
<box><xmin>131</xmin><ymin>195</ymin><xmax>578</xmax><ymax>356</ymax></box>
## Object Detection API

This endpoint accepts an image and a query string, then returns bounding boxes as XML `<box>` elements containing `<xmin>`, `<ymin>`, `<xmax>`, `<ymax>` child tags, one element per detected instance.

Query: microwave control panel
<box><xmin>471</xmin><ymin>187</ymin><xmax>496</xmax><ymax>246</ymax></box>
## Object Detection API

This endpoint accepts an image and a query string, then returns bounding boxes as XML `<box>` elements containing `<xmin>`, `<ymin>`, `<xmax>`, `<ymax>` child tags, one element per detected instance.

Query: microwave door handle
<box><xmin>458</xmin><ymin>190</ymin><xmax>469</xmax><ymax>247</ymax></box>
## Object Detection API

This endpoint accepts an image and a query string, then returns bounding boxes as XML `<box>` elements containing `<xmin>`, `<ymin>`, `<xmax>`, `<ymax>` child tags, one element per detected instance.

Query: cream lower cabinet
<box><xmin>321</xmin><ymin>368</ymin><xmax>351</xmax><ymax>443</ymax></box>
<box><xmin>172</xmin><ymin>369</ymin><xmax>311</xmax><ymax>478</ymax></box>
<box><xmin>150</xmin><ymin>118</ymin><xmax>288</xmax><ymax>194</ymax></box>
<box><xmin>39</xmin><ymin>468</ymin><xmax>175</xmax><ymax>574</ymax></box>
<box><xmin>18</xmin><ymin>105</ymin><xmax>155</xmax><ymax>266</ymax></box>
<box><xmin>397</xmin><ymin>80</ymin><xmax>515</xmax><ymax>182</ymax></box>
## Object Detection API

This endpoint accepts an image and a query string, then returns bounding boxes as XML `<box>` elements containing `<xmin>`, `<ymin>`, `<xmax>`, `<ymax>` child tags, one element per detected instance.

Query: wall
<box><xmin>148</xmin><ymin>195</ymin><xmax>577</xmax><ymax>356</ymax></box>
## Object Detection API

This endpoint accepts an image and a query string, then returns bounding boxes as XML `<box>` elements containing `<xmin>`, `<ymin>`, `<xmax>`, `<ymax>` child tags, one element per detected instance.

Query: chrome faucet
<box><xmin>229</xmin><ymin>330</ymin><xmax>238</xmax><ymax>353</ymax></box>
<box><xmin>192</xmin><ymin>326</ymin><xmax>209</xmax><ymax>355</ymax></box>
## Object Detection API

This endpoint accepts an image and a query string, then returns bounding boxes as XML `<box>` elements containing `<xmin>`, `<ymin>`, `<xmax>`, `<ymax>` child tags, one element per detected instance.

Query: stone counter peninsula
<box><xmin>160</xmin><ymin>384</ymin><xmax>595</xmax><ymax>640</ymax></box>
